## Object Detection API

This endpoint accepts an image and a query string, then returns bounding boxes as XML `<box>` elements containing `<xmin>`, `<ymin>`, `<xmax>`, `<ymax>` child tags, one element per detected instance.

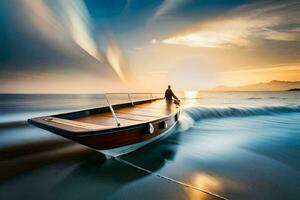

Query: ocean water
<box><xmin>0</xmin><ymin>92</ymin><xmax>300</xmax><ymax>200</ymax></box>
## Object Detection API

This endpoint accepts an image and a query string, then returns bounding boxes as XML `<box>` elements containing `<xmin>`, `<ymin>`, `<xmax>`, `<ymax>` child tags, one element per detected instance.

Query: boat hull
<box><xmin>68</xmin><ymin>115</ymin><xmax>177</xmax><ymax>148</ymax></box>
<box><xmin>28</xmin><ymin>110</ymin><xmax>180</xmax><ymax>155</ymax></box>
<box><xmin>98</xmin><ymin>122</ymin><xmax>177</xmax><ymax>157</ymax></box>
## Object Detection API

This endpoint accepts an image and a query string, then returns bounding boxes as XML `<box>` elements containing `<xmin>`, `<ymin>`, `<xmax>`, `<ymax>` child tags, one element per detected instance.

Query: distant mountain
<box><xmin>213</xmin><ymin>80</ymin><xmax>300</xmax><ymax>91</ymax></box>
<box><xmin>289</xmin><ymin>88</ymin><xmax>300</xmax><ymax>91</ymax></box>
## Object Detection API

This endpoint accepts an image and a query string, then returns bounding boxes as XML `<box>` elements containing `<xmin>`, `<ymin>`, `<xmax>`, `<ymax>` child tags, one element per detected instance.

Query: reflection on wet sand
<box><xmin>0</xmin><ymin>122</ymin><xmax>226</xmax><ymax>200</ymax></box>
<box><xmin>0</xmin><ymin>125</ymin><xmax>182</xmax><ymax>199</ymax></box>
<box><xmin>191</xmin><ymin>173</ymin><xmax>222</xmax><ymax>195</ymax></box>
<box><xmin>120</xmin><ymin>126</ymin><xmax>230</xmax><ymax>200</ymax></box>
<box><xmin>0</xmin><ymin>141</ymin><xmax>147</xmax><ymax>200</ymax></box>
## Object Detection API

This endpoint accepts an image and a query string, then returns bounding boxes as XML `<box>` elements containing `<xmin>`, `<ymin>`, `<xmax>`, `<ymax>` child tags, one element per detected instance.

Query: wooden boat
<box><xmin>28</xmin><ymin>94</ymin><xmax>180</xmax><ymax>156</ymax></box>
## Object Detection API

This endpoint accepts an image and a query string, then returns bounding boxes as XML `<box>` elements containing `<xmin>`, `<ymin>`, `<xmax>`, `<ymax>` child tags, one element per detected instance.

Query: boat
<box><xmin>28</xmin><ymin>93</ymin><xmax>181</xmax><ymax>156</ymax></box>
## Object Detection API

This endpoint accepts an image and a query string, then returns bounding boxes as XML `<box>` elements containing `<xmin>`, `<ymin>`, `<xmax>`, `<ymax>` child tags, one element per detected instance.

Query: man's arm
<box><xmin>164</xmin><ymin>90</ymin><xmax>167</xmax><ymax>99</ymax></box>
<box><xmin>171</xmin><ymin>90</ymin><xmax>178</xmax><ymax>100</ymax></box>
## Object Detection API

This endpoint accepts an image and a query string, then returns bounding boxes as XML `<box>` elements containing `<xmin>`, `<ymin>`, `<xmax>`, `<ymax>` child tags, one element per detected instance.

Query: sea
<box><xmin>0</xmin><ymin>92</ymin><xmax>300</xmax><ymax>200</ymax></box>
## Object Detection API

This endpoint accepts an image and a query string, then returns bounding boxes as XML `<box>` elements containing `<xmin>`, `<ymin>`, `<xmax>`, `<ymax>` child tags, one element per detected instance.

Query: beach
<box><xmin>1</xmin><ymin>92</ymin><xmax>300</xmax><ymax>200</ymax></box>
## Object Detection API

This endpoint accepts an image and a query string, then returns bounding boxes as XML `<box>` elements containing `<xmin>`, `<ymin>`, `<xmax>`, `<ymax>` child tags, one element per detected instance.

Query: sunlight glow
<box><xmin>184</xmin><ymin>91</ymin><xmax>198</xmax><ymax>99</ymax></box>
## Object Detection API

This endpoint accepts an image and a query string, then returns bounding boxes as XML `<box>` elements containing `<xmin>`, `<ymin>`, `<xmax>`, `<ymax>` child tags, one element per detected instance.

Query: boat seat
<box><xmin>44</xmin><ymin>117</ymin><xmax>111</xmax><ymax>130</ymax></box>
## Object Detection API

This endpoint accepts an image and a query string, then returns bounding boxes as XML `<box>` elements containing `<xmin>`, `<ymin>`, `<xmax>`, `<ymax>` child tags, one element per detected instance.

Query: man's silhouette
<box><xmin>164</xmin><ymin>85</ymin><xmax>179</xmax><ymax>101</ymax></box>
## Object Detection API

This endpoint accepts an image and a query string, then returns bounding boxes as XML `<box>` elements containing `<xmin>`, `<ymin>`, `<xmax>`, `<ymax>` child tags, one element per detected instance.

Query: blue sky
<box><xmin>0</xmin><ymin>0</ymin><xmax>299</xmax><ymax>92</ymax></box>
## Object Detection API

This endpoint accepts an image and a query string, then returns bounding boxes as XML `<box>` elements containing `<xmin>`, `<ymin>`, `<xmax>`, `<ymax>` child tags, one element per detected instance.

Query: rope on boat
<box><xmin>114</xmin><ymin>157</ymin><xmax>229</xmax><ymax>200</ymax></box>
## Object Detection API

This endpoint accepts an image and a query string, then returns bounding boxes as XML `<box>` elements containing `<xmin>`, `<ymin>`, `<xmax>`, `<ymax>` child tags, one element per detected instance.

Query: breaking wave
<box><xmin>176</xmin><ymin>105</ymin><xmax>300</xmax><ymax>132</ymax></box>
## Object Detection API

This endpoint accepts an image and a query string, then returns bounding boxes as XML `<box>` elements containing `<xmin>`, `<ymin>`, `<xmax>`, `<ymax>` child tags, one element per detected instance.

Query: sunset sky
<box><xmin>0</xmin><ymin>0</ymin><xmax>300</xmax><ymax>93</ymax></box>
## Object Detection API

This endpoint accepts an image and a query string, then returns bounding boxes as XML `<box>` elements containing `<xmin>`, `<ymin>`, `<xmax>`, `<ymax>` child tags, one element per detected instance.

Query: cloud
<box><xmin>221</xmin><ymin>63</ymin><xmax>300</xmax><ymax>74</ymax></box>
<box><xmin>219</xmin><ymin>63</ymin><xmax>300</xmax><ymax>86</ymax></box>
<box><xmin>153</xmin><ymin>0</ymin><xmax>189</xmax><ymax>20</ymax></box>
<box><xmin>59</xmin><ymin>0</ymin><xmax>102</xmax><ymax>61</ymax></box>
<box><xmin>162</xmin><ymin>1</ymin><xmax>300</xmax><ymax>48</ymax></box>
<box><xmin>21</xmin><ymin>0</ymin><xmax>102</xmax><ymax>61</ymax></box>
<box><xmin>106</xmin><ymin>37</ymin><xmax>133</xmax><ymax>83</ymax></box>
<box><xmin>1</xmin><ymin>0</ymin><xmax>134</xmax><ymax>85</ymax></box>
<box><xmin>0</xmin><ymin>0</ymin><xmax>102</xmax><ymax>68</ymax></box>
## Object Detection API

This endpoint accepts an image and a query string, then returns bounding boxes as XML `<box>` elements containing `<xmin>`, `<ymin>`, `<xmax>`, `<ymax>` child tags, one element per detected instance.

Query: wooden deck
<box><xmin>74</xmin><ymin>100</ymin><xmax>178</xmax><ymax>127</ymax></box>
<box><xmin>29</xmin><ymin>99</ymin><xmax>180</xmax><ymax>133</ymax></box>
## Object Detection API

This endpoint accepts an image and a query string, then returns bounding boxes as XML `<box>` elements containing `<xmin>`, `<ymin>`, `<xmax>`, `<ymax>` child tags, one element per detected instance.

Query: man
<box><xmin>164</xmin><ymin>85</ymin><xmax>179</xmax><ymax>102</ymax></box>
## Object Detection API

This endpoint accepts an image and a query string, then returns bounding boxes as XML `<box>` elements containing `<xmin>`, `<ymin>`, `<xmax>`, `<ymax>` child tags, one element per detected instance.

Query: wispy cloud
<box><xmin>60</xmin><ymin>0</ymin><xmax>102</xmax><ymax>61</ymax></box>
<box><xmin>153</xmin><ymin>0</ymin><xmax>188</xmax><ymax>20</ymax></box>
<box><xmin>221</xmin><ymin>63</ymin><xmax>300</xmax><ymax>74</ymax></box>
<box><xmin>8</xmin><ymin>0</ymin><xmax>133</xmax><ymax>83</ymax></box>
<box><xmin>19</xmin><ymin>0</ymin><xmax>102</xmax><ymax>61</ymax></box>
<box><xmin>162</xmin><ymin>1</ymin><xmax>300</xmax><ymax>48</ymax></box>
<box><xmin>219</xmin><ymin>62</ymin><xmax>300</xmax><ymax>86</ymax></box>
<box><xmin>106</xmin><ymin>37</ymin><xmax>133</xmax><ymax>83</ymax></box>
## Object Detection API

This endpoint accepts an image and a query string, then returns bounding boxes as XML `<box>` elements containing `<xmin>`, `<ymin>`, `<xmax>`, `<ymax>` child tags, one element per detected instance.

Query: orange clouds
<box><xmin>162</xmin><ymin>2</ymin><xmax>300</xmax><ymax>48</ymax></box>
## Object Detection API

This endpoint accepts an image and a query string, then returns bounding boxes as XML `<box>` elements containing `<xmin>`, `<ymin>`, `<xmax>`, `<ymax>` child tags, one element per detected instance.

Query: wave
<box><xmin>247</xmin><ymin>97</ymin><xmax>288</xmax><ymax>100</ymax></box>
<box><xmin>0</xmin><ymin>120</ymin><xmax>28</xmax><ymax>128</ymax></box>
<box><xmin>176</xmin><ymin>105</ymin><xmax>300</xmax><ymax>132</ymax></box>
<box><xmin>0</xmin><ymin>109</ymin><xmax>73</xmax><ymax>129</ymax></box>
<box><xmin>184</xmin><ymin>105</ymin><xmax>300</xmax><ymax>120</ymax></box>
<box><xmin>247</xmin><ymin>97</ymin><xmax>262</xmax><ymax>100</ymax></box>
<box><xmin>268</xmin><ymin>97</ymin><xmax>287</xmax><ymax>99</ymax></box>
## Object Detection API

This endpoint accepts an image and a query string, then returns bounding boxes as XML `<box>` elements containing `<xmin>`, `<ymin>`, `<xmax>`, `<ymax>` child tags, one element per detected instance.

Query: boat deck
<box><xmin>75</xmin><ymin>100</ymin><xmax>178</xmax><ymax>127</ymax></box>
<box><xmin>30</xmin><ymin>99</ymin><xmax>179</xmax><ymax>133</ymax></box>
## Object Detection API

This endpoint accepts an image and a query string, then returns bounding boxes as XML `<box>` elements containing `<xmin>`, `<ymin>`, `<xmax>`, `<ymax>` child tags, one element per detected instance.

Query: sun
<box><xmin>184</xmin><ymin>90</ymin><xmax>198</xmax><ymax>99</ymax></box>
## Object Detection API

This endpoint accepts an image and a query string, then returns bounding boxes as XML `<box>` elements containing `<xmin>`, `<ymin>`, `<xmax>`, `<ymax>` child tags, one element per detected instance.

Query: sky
<box><xmin>0</xmin><ymin>0</ymin><xmax>300</xmax><ymax>93</ymax></box>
